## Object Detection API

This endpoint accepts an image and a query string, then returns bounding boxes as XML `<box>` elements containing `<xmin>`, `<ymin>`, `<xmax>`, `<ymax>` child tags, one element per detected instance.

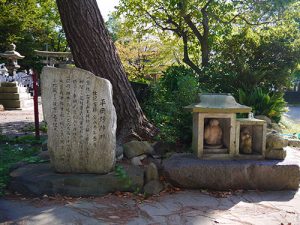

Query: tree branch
<box><xmin>183</xmin><ymin>14</ymin><xmax>203</xmax><ymax>43</ymax></box>
<box><xmin>144</xmin><ymin>10</ymin><xmax>179</xmax><ymax>33</ymax></box>
<box><xmin>182</xmin><ymin>32</ymin><xmax>202</xmax><ymax>75</ymax></box>
<box><xmin>203</xmin><ymin>0</ymin><xmax>214</xmax><ymax>10</ymax></box>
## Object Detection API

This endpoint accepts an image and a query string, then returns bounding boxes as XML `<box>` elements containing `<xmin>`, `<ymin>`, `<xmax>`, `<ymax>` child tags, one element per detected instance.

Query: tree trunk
<box><xmin>56</xmin><ymin>0</ymin><xmax>157</xmax><ymax>142</ymax></box>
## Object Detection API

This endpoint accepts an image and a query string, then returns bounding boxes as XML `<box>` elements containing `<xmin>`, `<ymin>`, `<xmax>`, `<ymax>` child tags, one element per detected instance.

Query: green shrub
<box><xmin>238</xmin><ymin>87</ymin><xmax>287</xmax><ymax>123</ymax></box>
<box><xmin>143</xmin><ymin>66</ymin><xmax>198</xmax><ymax>144</ymax></box>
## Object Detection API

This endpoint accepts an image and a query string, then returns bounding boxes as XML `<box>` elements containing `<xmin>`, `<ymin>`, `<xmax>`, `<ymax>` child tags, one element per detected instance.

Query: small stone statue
<box><xmin>240</xmin><ymin>127</ymin><xmax>252</xmax><ymax>154</ymax></box>
<box><xmin>204</xmin><ymin>119</ymin><xmax>223</xmax><ymax>146</ymax></box>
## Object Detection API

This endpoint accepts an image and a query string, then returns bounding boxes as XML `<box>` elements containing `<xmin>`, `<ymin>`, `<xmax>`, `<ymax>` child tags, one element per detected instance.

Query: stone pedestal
<box><xmin>0</xmin><ymin>82</ymin><xmax>31</xmax><ymax>109</ymax></box>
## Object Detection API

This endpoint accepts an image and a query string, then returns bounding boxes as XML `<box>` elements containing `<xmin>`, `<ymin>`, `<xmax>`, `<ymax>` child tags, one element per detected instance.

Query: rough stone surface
<box><xmin>270</xmin><ymin>123</ymin><xmax>282</xmax><ymax>132</ymax></box>
<box><xmin>1</xmin><ymin>189</ymin><xmax>300</xmax><ymax>225</ymax></box>
<box><xmin>266</xmin><ymin>132</ymin><xmax>288</xmax><ymax>150</ymax></box>
<box><xmin>255</xmin><ymin>115</ymin><xmax>272</xmax><ymax>125</ymax></box>
<box><xmin>288</xmin><ymin>139</ymin><xmax>300</xmax><ymax>148</ymax></box>
<box><xmin>163</xmin><ymin>149</ymin><xmax>300</xmax><ymax>190</ymax></box>
<box><xmin>143</xmin><ymin>180</ymin><xmax>164</xmax><ymax>195</ymax></box>
<box><xmin>41</xmin><ymin>67</ymin><xmax>117</xmax><ymax>174</ymax></box>
<box><xmin>265</xmin><ymin>148</ymin><xmax>287</xmax><ymax>160</ymax></box>
<box><xmin>145</xmin><ymin>162</ymin><xmax>159</xmax><ymax>183</ymax></box>
<box><xmin>9</xmin><ymin>163</ymin><xmax>144</xmax><ymax>197</ymax></box>
<box><xmin>123</xmin><ymin>141</ymin><xmax>154</xmax><ymax>159</ymax></box>
<box><xmin>130</xmin><ymin>154</ymin><xmax>146</xmax><ymax>166</ymax></box>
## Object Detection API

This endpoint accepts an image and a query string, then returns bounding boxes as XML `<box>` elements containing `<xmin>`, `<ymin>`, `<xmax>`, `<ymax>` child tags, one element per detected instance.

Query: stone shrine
<box><xmin>186</xmin><ymin>93</ymin><xmax>267</xmax><ymax>159</ymax></box>
<box><xmin>41</xmin><ymin>67</ymin><xmax>116</xmax><ymax>174</ymax></box>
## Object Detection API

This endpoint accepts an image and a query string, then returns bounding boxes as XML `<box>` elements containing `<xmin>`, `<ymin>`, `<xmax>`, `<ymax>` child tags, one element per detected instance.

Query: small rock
<box><xmin>270</xmin><ymin>123</ymin><xmax>282</xmax><ymax>132</ymax></box>
<box><xmin>152</xmin><ymin>141</ymin><xmax>175</xmax><ymax>157</ymax></box>
<box><xmin>131</xmin><ymin>154</ymin><xmax>147</xmax><ymax>166</ymax></box>
<box><xmin>123</xmin><ymin>141</ymin><xmax>154</xmax><ymax>159</ymax></box>
<box><xmin>145</xmin><ymin>162</ymin><xmax>159</xmax><ymax>183</ymax></box>
<box><xmin>265</xmin><ymin>149</ymin><xmax>287</xmax><ymax>160</ymax></box>
<box><xmin>0</xmin><ymin>104</ymin><xmax>4</xmax><ymax>111</ymax></box>
<box><xmin>144</xmin><ymin>180</ymin><xmax>164</xmax><ymax>195</ymax></box>
<box><xmin>266</xmin><ymin>133</ymin><xmax>288</xmax><ymax>150</ymax></box>
<box><xmin>288</xmin><ymin>139</ymin><xmax>300</xmax><ymax>148</ymax></box>
<box><xmin>116</xmin><ymin>145</ymin><xmax>124</xmax><ymax>158</ymax></box>
<box><xmin>255</xmin><ymin>115</ymin><xmax>272</xmax><ymax>126</ymax></box>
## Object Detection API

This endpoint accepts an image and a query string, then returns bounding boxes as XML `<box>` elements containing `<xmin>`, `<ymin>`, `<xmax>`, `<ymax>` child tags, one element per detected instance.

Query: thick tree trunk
<box><xmin>56</xmin><ymin>0</ymin><xmax>157</xmax><ymax>142</ymax></box>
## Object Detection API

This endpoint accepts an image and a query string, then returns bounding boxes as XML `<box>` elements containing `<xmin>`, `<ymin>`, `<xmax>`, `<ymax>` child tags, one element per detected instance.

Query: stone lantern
<box><xmin>0</xmin><ymin>44</ymin><xmax>30</xmax><ymax>109</ymax></box>
<box><xmin>0</xmin><ymin>43</ymin><xmax>24</xmax><ymax>76</ymax></box>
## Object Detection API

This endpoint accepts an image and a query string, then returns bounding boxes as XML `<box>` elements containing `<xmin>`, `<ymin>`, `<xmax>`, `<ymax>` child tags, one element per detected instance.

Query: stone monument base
<box><xmin>0</xmin><ymin>82</ymin><xmax>31</xmax><ymax>109</ymax></box>
<box><xmin>9</xmin><ymin>163</ymin><xmax>144</xmax><ymax>197</ymax></box>
<box><xmin>163</xmin><ymin>147</ymin><xmax>300</xmax><ymax>191</ymax></box>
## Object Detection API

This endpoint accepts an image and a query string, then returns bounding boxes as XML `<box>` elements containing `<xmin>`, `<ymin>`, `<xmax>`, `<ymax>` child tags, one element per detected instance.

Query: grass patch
<box><xmin>0</xmin><ymin>135</ymin><xmax>46</xmax><ymax>195</ymax></box>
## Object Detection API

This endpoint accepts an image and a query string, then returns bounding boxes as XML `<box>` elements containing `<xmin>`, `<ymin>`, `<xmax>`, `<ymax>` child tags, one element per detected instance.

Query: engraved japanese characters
<box><xmin>41</xmin><ymin>67</ymin><xmax>116</xmax><ymax>174</ymax></box>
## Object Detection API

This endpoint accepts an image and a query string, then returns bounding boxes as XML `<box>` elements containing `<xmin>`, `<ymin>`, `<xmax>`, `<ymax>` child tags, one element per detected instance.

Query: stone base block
<box><xmin>0</xmin><ymin>93</ymin><xmax>30</xmax><ymax>100</ymax></box>
<box><xmin>0</xmin><ymin>82</ymin><xmax>17</xmax><ymax>87</ymax></box>
<box><xmin>0</xmin><ymin>99</ymin><xmax>31</xmax><ymax>109</ymax></box>
<box><xmin>0</xmin><ymin>86</ymin><xmax>27</xmax><ymax>93</ymax></box>
<box><xmin>9</xmin><ymin>163</ymin><xmax>144</xmax><ymax>197</ymax></box>
<box><xmin>163</xmin><ymin>149</ymin><xmax>300</xmax><ymax>191</ymax></box>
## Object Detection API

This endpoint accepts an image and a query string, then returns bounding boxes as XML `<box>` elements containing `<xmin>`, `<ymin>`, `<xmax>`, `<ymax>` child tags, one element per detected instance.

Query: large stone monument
<box><xmin>41</xmin><ymin>67</ymin><xmax>117</xmax><ymax>174</ymax></box>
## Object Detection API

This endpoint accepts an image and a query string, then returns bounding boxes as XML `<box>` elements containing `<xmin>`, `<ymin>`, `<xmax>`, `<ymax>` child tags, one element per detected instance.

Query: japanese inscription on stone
<box><xmin>41</xmin><ymin>67</ymin><xmax>116</xmax><ymax>174</ymax></box>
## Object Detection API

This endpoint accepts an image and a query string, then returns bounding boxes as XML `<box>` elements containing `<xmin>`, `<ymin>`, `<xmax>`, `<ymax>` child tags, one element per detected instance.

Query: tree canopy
<box><xmin>117</xmin><ymin>0</ymin><xmax>298</xmax><ymax>76</ymax></box>
<box><xmin>0</xmin><ymin>0</ymin><xmax>66</xmax><ymax>68</ymax></box>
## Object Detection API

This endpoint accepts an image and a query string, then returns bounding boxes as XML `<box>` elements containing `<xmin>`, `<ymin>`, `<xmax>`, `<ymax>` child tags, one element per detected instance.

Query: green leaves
<box><xmin>238</xmin><ymin>87</ymin><xmax>287</xmax><ymax>123</ymax></box>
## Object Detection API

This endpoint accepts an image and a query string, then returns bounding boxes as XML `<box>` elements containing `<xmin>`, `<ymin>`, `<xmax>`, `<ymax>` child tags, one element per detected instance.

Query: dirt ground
<box><xmin>0</xmin><ymin>97</ymin><xmax>44</xmax><ymax>136</ymax></box>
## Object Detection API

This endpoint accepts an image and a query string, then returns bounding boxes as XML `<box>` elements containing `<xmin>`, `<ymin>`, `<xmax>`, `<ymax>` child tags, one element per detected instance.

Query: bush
<box><xmin>238</xmin><ymin>87</ymin><xmax>287</xmax><ymax>123</ymax></box>
<box><xmin>143</xmin><ymin>66</ymin><xmax>198</xmax><ymax>144</ymax></box>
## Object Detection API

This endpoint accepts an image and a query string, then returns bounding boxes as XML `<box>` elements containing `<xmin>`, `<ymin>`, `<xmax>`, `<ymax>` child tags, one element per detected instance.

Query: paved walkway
<box><xmin>285</xmin><ymin>106</ymin><xmax>300</xmax><ymax>124</ymax></box>
<box><xmin>1</xmin><ymin>186</ymin><xmax>300</xmax><ymax>225</ymax></box>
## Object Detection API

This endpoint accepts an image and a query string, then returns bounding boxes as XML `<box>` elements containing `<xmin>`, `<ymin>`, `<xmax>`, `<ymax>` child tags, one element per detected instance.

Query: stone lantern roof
<box><xmin>0</xmin><ymin>43</ymin><xmax>24</xmax><ymax>59</ymax></box>
<box><xmin>185</xmin><ymin>93</ymin><xmax>252</xmax><ymax>113</ymax></box>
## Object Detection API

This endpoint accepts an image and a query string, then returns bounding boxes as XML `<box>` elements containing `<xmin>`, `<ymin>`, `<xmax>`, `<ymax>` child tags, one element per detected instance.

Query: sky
<box><xmin>96</xmin><ymin>0</ymin><xmax>119</xmax><ymax>21</ymax></box>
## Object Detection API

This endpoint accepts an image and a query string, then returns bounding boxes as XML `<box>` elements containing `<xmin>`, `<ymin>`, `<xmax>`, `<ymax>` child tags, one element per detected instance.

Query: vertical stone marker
<box><xmin>41</xmin><ymin>67</ymin><xmax>116</xmax><ymax>174</ymax></box>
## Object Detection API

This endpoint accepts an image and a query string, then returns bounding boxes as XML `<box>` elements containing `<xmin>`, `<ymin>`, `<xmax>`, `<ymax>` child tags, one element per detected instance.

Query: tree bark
<box><xmin>56</xmin><ymin>0</ymin><xmax>157</xmax><ymax>142</ymax></box>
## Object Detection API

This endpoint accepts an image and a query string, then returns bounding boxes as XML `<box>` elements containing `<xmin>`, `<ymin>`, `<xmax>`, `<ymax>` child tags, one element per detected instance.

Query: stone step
<box><xmin>0</xmin><ymin>86</ymin><xmax>27</xmax><ymax>93</ymax></box>
<box><xmin>0</xmin><ymin>99</ymin><xmax>32</xmax><ymax>109</ymax></box>
<box><xmin>0</xmin><ymin>82</ymin><xmax>18</xmax><ymax>87</ymax></box>
<box><xmin>0</xmin><ymin>93</ymin><xmax>31</xmax><ymax>100</ymax></box>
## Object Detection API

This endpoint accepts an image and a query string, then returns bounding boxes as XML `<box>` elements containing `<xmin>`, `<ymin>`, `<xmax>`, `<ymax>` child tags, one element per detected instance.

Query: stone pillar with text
<box><xmin>41</xmin><ymin>67</ymin><xmax>116</xmax><ymax>174</ymax></box>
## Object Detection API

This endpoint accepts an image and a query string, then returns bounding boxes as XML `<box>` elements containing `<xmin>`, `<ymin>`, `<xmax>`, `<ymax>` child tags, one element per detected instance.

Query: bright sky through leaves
<box><xmin>96</xmin><ymin>0</ymin><xmax>119</xmax><ymax>21</ymax></box>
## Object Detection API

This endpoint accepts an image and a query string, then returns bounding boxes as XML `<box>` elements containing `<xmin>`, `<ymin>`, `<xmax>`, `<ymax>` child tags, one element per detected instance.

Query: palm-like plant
<box><xmin>238</xmin><ymin>87</ymin><xmax>287</xmax><ymax>123</ymax></box>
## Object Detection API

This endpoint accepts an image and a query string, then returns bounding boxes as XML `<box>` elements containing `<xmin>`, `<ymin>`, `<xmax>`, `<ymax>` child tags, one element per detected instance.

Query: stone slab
<box><xmin>0</xmin><ymin>99</ymin><xmax>31</xmax><ymax>109</ymax></box>
<box><xmin>41</xmin><ymin>67</ymin><xmax>117</xmax><ymax>174</ymax></box>
<box><xmin>9</xmin><ymin>163</ymin><xmax>144</xmax><ymax>197</ymax></box>
<box><xmin>0</xmin><ymin>86</ymin><xmax>27</xmax><ymax>93</ymax></box>
<box><xmin>163</xmin><ymin>149</ymin><xmax>300</xmax><ymax>191</ymax></box>
<box><xmin>0</xmin><ymin>93</ymin><xmax>30</xmax><ymax>100</ymax></box>
<box><xmin>0</xmin><ymin>82</ymin><xmax>17</xmax><ymax>87</ymax></box>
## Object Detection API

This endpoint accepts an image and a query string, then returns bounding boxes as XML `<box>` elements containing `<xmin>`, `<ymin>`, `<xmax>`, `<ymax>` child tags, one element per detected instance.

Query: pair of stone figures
<box><xmin>204</xmin><ymin>119</ymin><xmax>252</xmax><ymax>154</ymax></box>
